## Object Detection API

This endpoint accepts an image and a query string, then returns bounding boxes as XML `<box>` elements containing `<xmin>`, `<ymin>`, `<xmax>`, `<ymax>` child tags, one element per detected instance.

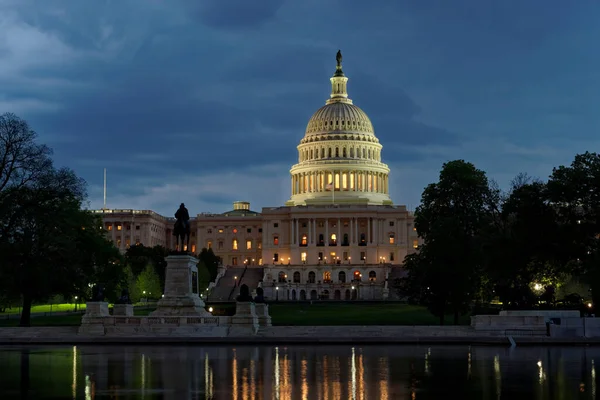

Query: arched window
<box><xmin>350</xmin><ymin>147</ymin><xmax>354</xmax><ymax>157</ymax></box>
<box><xmin>354</xmin><ymin>271</ymin><xmax>362</xmax><ymax>281</ymax></box>
<box><xmin>321</xmin><ymin>148</ymin><xmax>325</xmax><ymax>158</ymax></box>
<box><xmin>293</xmin><ymin>271</ymin><xmax>301</xmax><ymax>283</ymax></box>
<box><xmin>369</xmin><ymin>271</ymin><xmax>377</xmax><ymax>281</ymax></box>
<box><xmin>323</xmin><ymin>271</ymin><xmax>331</xmax><ymax>282</ymax></box>
<box><xmin>278</xmin><ymin>271</ymin><xmax>287</xmax><ymax>283</ymax></box>
<box><xmin>335</xmin><ymin>147</ymin><xmax>339</xmax><ymax>157</ymax></box>
<box><xmin>232</xmin><ymin>239</ymin><xmax>238</xmax><ymax>250</ymax></box>
<box><xmin>301</xmin><ymin>234</ymin><xmax>308</xmax><ymax>246</ymax></box>
<box><xmin>343</xmin><ymin>148</ymin><xmax>347</xmax><ymax>157</ymax></box>
<box><xmin>389</xmin><ymin>234</ymin><xmax>395</xmax><ymax>244</ymax></box>
<box><xmin>339</xmin><ymin>271</ymin><xmax>346</xmax><ymax>283</ymax></box>
<box><xmin>362</xmin><ymin>148</ymin><xmax>366</xmax><ymax>158</ymax></box>
<box><xmin>308</xmin><ymin>271</ymin><xmax>316</xmax><ymax>283</ymax></box>
<box><xmin>328</xmin><ymin>148</ymin><xmax>332</xmax><ymax>158</ymax></box>
<box><xmin>310</xmin><ymin>149</ymin><xmax>313</xmax><ymax>159</ymax></box>
<box><xmin>330</xmin><ymin>233</ymin><xmax>337</xmax><ymax>245</ymax></box>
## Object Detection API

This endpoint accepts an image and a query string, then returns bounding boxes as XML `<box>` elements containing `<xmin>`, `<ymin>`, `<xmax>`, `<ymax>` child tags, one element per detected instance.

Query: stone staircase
<box><xmin>207</xmin><ymin>267</ymin><xmax>264</xmax><ymax>302</ymax></box>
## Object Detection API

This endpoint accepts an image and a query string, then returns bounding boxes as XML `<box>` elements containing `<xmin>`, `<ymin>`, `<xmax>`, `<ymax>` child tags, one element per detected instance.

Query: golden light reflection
<box><xmin>141</xmin><ymin>353</ymin><xmax>146</xmax><ymax>400</ymax></box>
<box><xmin>467</xmin><ymin>349</ymin><xmax>472</xmax><ymax>379</ymax></box>
<box><xmin>301</xmin><ymin>358</ymin><xmax>308</xmax><ymax>400</ymax></box>
<box><xmin>537</xmin><ymin>360</ymin><xmax>546</xmax><ymax>384</ymax></box>
<box><xmin>233</xmin><ymin>350</ymin><xmax>238</xmax><ymax>400</ymax></box>
<box><xmin>592</xmin><ymin>359</ymin><xmax>596</xmax><ymax>398</ymax></box>
<box><xmin>379</xmin><ymin>357</ymin><xmax>389</xmax><ymax>400</ymax></box>
<box><xmin>273</xmin><ymin>347</ymin><xmax>280</xmax><ymax>400</ymax></box>
<box><xmin>323</xmin><ymin>355</ymin><xmax>329</xmax><ymax>400</ymax></box>
<box><xmin>242</xmin><ymin>366</ymin><xmax>249</xmax><ymax>400</ymax></box>
<box><xmin>357</xmin><ymin>353</ymin><xmax>365</xmax><ymax>400</ymax></box>
<box><xmin>72</xmin><ymin>345</ymin><xmax>77</xmax><ymax>400</ymax></box>
<box><xmin>351</xmin><ymin>348</ymin><xmax>357</xmax><ymax>400</ymax></box>
<box><xmin>85</xmin><ymin>375</ymin><xmax>92</xmax><ymax>400</ymax></box>
<box><xmin>494</xmin><ymin>354</ymin><xmax>501</xmax><ymax>399</ymax></box>
<box><xmin>332</xmin><ymin>357</ymin><xmax>341</xmax><ymax>400</ymax></box>
<box><xmin>281</xmin><ymin>353</ymin><xmax>291</xmax><ymax>400</ymax></box>
<box><xmin>205</xmin><ymin>353</ymin><xmax>213</xmax><ymax>399</ymax></box>
<box><xmin>250</xmin><ymin>359</ymin><xmax>256</xmax><ymax>400</ymax></box>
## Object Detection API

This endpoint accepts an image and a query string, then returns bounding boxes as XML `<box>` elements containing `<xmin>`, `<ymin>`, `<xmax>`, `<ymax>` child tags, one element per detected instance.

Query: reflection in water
<box><xmin>2</xmin><ymin>345</ymin><xmax>600</xmax><ymax>399</ymax></box>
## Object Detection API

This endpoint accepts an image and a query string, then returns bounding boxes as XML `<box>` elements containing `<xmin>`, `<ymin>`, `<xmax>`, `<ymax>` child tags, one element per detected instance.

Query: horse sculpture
<box><xmin>173</xmin><ymin>203</ymin><xmax>191</xmax><ymax>252</ymax></box>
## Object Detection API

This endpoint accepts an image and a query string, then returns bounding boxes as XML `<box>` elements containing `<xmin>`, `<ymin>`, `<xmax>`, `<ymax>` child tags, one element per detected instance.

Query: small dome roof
<box><xmin>305</xmin><ymin>102</ymin><xmax>374</xmax><ymax>136</ymax></box>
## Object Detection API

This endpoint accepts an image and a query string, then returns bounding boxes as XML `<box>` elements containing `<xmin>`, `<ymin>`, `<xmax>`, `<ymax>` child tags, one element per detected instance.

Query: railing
<box><xmin>107</xmin><ymin>316</ymin><xmax>222</xmax><ymax>326</ymax></box>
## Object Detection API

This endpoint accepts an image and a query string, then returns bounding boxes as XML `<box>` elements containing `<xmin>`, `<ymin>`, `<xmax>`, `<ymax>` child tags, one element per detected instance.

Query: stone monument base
<box><xmin>151</xmin><ymin>255</ymin><xmax>211</xmax><ymax>317</ymax></box>
<box><xmin>79</xmin><ymin>302</ymin><xmax>109</xmax><ymax>335</ymax></box>
<box><xmin>113</xmin><ymin>303</ymin><xmax>134</xmax><ymax>317</ymax></box>
<box><xmin>151</xmin><ymin>295</ymin><xmax>211</xmax><ymax>317</ymax></box>
<box><xmin>228</xmin><ymin>302</ymin><xmax>259</xmax><ymax>336</ymax></box>
<box><xmin>255</xmin><ymin>303</ymin><xmax>272</xmax><ymax>327</ymax></box>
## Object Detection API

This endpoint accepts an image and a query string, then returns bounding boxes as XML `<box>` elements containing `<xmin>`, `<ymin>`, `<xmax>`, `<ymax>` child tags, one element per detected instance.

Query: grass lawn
<box><xmin>269</xmin><ymin>303</ymin><xmax>470</xmax><ymax>326</ymax></box>
<box><xmin>0</xmin><ymin>303</ymin><xmax>470</xmax><ymax>327</ymax></box>
<box><xmin>1</xmin><ymin>303</ymin><xmax>86</xmax><ymax>315</ymax></box>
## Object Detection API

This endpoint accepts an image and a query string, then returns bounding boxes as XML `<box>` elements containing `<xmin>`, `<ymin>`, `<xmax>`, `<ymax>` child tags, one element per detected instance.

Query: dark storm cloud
<box><xmin>183</xmin><ymin>0</ymin><xmax>285</xmax><ymax>30</ymax></box>
<box><xmin>2</xmin><ymin>0</ymin><xmax>600</xmax><ymax>214</ymax></box>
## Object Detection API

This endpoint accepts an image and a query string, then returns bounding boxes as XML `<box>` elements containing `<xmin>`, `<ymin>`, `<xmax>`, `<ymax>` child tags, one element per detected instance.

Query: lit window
<box><xmin>207</xmin><ymin>241</ymin><xmax>212</xmax><ymax>249</ymax></box>
<box><xmin>413</xmin><ymin>227</ymin><xmax>417</xmax><ymax>231</ymax></box>
<box><xmin>413</xmin><ymin>240</ymin><xmax>419</xmax><ymax>249</ymax></box>
<box><xmin>107</xmin><ymin>225</ymin><xmax>113</xmax><ymax>231</ymax></box>
<box><xmin>323</xmin><ymin>271</ymin><xmax>331</xmax><ymax>281</ymax></box>
<box><xmin>117</xmin><ymin>239</ymin><xmax>121</xmax><ymax>247</ymax></box>
<box><xmin>191</xmin><ymin>244</ymin><xmax>196</xmax><ymax>253</ymax></box>
<box><xmin>117</xmin><ymin>225</ymin><xmax>122</xmax><ymax>231</ymax></box>
<box><xmin>246</xmin><ymin>240</ymin><xmax>252</xmax><ymax>250</ymax></box>
<box><xmin>301</xmin><ymin>252</ymin><xmax>307</xmax><ymax>262</ymax></box>
<box><xmin>232</xmin><ymin>239</ymin><xmax>238</xmax><ymax>250</ymax></box>
<box><xmin>218</xmin><ymin>228</ymin><xmax>224</xmax><ymax>233</ymax></box>
<box><xmin>330</xmin><ymin>234</ymin><xmax>337</xmax><ymax>245</ymax></box>
<box><xmin>301</xmin><ymin>235</ymin><xmax>308</xmax><ymax>246</ymax></box>
<box><xmin>258</xmin><ymin>242</ymin><xmax>262</xmax><ymax>249</ymax></box>
<box><xmin>274</xmin><ymin>236</ymin><xmax>279</xmax><ymax>245</ymax></box>
<box><xmin>233</xmin><ymin>228</ymin><xmax>238</xmax><ymax>234</ymax></box>
<box><xmin>389</xmin><ymin>234</ymin><xmax>395</xmax><ymax>244</ymax></box>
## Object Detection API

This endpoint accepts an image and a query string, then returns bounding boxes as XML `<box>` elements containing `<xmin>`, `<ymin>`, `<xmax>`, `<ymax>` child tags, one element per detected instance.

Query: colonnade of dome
<box><xmin>286</xmin><ymin>52</ymin><xmax>393</xmax><ymax>206</ymax></box>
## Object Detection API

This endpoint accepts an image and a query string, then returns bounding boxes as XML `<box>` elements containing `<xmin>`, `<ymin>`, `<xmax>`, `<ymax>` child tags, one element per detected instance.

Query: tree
<box><xmin>0</xmin><ymin>113</ymin><xmax>52</xmax><ymax>195</ymax></box>
<box><xmin>547</xmin><ymin>152</ymin><xmax>600</xmax><ymax>306</ymax></box>
<box><xmin>197</xmin><ymin>261</ymin><xmax>211</xmax><ymax>294</ymax></box>
<box><xmin>124</xmin><ymin>244</ymin><xmax>169</xmax><ymax>291</ymax></box>
<box><xmin>136</xmin><ymin>264</ymin><xmax>162</xmax><ymax>301</ymax></box>
<box><xmin>0</xmin><ymin>167</ymin><xmax>123</xmax><ymax>326</ymax></box>
<box><xmin>405</xmin><ymin>160</ymin><xmax>498</xmax><ymax>324</ymax></box>
<box><xmin>198</xmin><ymin>247</ymin><xmax>220</xmax><ymax>281</ymax></box>
<box><xmin>483</xmin><ymin>179</ymin><xmax>565</xmax><ymax>307</ymax></box>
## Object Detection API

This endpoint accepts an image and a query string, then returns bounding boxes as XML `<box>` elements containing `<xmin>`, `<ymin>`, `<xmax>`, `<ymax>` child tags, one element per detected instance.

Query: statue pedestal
<box><xmin>229</xmin><ymin>302</ymin><xmax>259</xmax><ymax>336</ymax></box>
<box><xmin>152</xmin><ymin>255</ymin><xmax>211</xmax><ymax>317</ymax></box>
<box><xmin>79</xmin><ymin>302</ymin><xmax>109</xmax><ymax>335</ymax></box>
<box><xmin>254</xmin><ymin>303</ymin><xmax>272</xmax><ymax>327</ymax></box>
<box><xmin>113</xmin><ymin>304</ymin><xmax>134</xmax><ymax>317</ymax></box>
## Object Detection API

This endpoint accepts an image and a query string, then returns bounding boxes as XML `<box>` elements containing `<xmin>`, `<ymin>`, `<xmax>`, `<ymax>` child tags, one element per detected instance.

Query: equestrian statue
<box><xmin>173</xmin><ymin>202</ymin><xmax>191</xmax><ymax>252</ymax></box>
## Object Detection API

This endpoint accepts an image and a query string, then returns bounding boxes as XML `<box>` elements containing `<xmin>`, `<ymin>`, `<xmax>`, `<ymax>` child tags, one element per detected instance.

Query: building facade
<box><xmin>96</xmin><ymin>53</ymin><xmax>420</xmax><ymax>300</ymax></box>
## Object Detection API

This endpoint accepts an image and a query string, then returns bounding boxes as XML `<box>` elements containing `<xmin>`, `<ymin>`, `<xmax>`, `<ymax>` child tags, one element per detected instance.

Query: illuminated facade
<box><xmin>96</xmin><ymin>53</ymin><xmax>420</xmax><ymax>300</ymax></box>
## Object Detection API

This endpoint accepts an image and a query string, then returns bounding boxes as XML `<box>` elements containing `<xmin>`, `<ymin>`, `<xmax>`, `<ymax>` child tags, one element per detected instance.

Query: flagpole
<box><xmin>103</xmin><ymin>168</ymin><xmax>107</xmax><ymax>209</ymax></box>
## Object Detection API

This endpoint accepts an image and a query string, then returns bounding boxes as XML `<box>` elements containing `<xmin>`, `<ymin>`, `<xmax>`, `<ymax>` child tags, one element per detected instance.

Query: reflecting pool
<box><xmin>0</xmin><ymin>344</ymin><xmax>598</xmax><ymax>399</ymax></box>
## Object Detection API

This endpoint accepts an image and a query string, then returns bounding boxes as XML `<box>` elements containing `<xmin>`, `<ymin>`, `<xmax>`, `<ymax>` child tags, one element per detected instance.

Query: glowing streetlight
<box><xmin>208</xmin><ymin>307</ymin><xmax>214</xmax><ymax>313</ymax></box>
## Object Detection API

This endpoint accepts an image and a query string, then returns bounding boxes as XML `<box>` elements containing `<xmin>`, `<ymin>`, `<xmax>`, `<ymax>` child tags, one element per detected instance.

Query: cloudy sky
<box><xmin>2</xmin><ymin>0</ymin><xmax>600</xmax><ymax>216</ymax></box>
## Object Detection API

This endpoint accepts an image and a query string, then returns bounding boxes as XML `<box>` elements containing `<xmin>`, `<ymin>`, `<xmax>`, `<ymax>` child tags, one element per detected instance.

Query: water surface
<box><xmin>0</xmin><ymin>344</ymin><xmax>597</xmax><ymax>399</ymax></box>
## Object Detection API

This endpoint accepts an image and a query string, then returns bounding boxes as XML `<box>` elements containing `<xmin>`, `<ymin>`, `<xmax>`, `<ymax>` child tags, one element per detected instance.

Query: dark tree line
<box><xmin>400</xmin><ymin>154</ymin><xmax>600</xmax><ymax>324</ymax></box>
<box><xmin>0</xmin><ymin>113</ymin><xmax>124</xmax><ymax>326</ymax></box>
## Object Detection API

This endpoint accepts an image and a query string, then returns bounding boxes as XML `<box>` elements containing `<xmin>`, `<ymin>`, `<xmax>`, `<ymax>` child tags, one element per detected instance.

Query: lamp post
<box><xmin>276</xmin><ymin>286</ymin><xmax>279</xmax><ymax>301</ymax></box>
<box><xmin>74</xmin><ymin>296</ymin><xmax>78</xmax><ymax>312</ymax></box>
<box><xmin>234</xmin><ymin>276</ymin><xmax>238</xmax><ymax>287</ymax></box>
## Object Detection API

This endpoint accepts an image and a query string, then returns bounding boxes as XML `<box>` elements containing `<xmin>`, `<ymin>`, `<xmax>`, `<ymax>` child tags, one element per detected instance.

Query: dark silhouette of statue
<box><xmin>254</xmin><ymin>287</ymin><xmax>265</xmax><ymax>303</ymax></box>
<box><xmin>91</xmin><ymin>285</ymin><xmax>104</xmax><ymax>302</ymax></box>
<box><xmin>116</xmin><ymin>289</ymin><xmax>131</xmax><ymax>304</ymax></box>
<box><xmin>173</xmin><ymin>203</ymin><xmax>191</xmax><ymax>252</ymax></box>
<box><xmin>236</xmin><ymin>284</ymin><xmax>253</xmax><ymax>302</ymax></box>
<box><xmin>336</xmin><ymin>50</ymin><xmax>342</xmax><ymax>67</ymax></box>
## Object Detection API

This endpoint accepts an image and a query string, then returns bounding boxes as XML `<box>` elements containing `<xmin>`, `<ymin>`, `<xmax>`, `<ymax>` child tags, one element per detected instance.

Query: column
<box><xmin>325</xmin><ymin>219</ymin><xmax>329</xmax><ymax>245</ymax></box>
<box><xmin>337</xmin><ymin>218</ymin><xmax>341</xmax><ymax>246</ymax></box>
<box><xmin>350</xmin><ymin>218</ymin><xmax>353</xmax><ymax>244</ymax></box>
<box><xmin>312</xmin><ymin>218</ymin><xmax>316</xmax><ymax>244</ymax></box>
<box><xmin>367</xmin><ymin>218</ymin><xmax>371</xmax><ymax>243</ymax></box>
<box><xmin>355</xmin><ymin>217</ymin><xmax>359</xmax><ymax>243</ymax></box>
<box><xmin>308</xmin><ymin>219</ymin><xmax>311</xmax><ymax>244</ymax></box>
<box><xmin>295</xmin><ymin>218</ymin><xmax>299</xmax><ymax>246</ymax></box>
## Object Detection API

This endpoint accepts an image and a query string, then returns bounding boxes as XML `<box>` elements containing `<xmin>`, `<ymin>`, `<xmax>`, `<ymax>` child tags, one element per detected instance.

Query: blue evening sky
<box><xmin>2</xmin><ymin>0</ymin><xmax>599</xmax><ymax>215</ymax></box>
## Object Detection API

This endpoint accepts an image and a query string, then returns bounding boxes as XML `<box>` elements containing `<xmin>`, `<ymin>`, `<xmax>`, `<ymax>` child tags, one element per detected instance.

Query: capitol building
<box><xmin>94</xmin><ymin>53</ymin><xmax>420</xmax><ymax>301</ymax></box>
